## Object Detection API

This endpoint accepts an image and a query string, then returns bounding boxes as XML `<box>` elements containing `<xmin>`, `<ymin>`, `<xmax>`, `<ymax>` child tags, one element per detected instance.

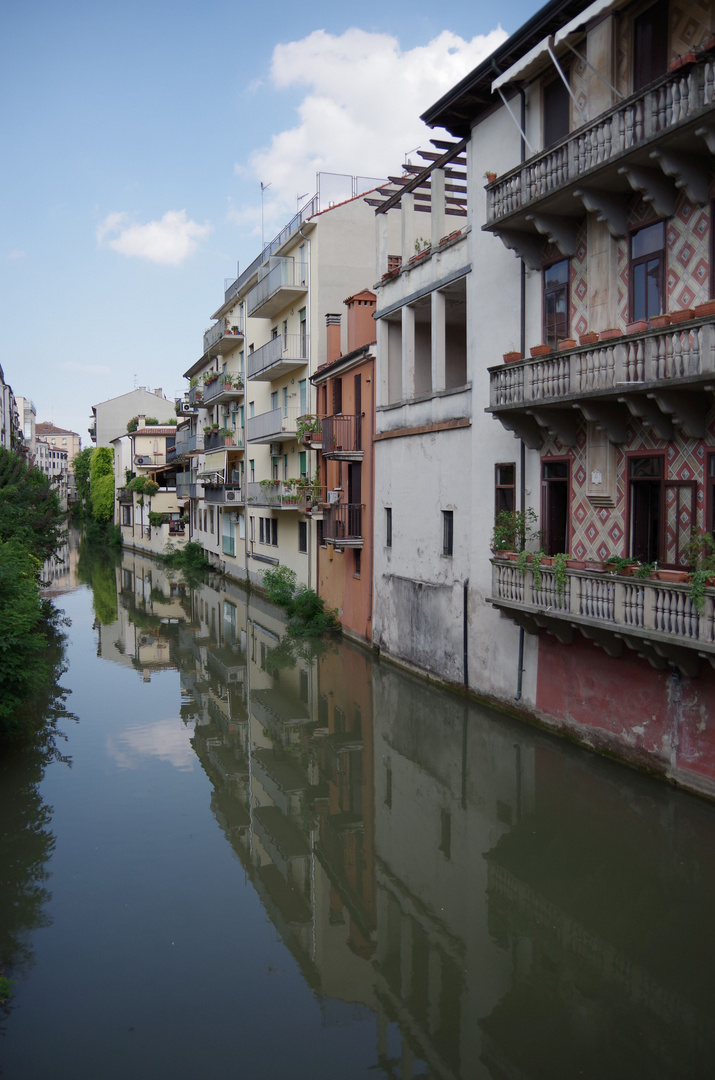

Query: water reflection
<box><xmin>26</xmin><ymin>545</ymin><xmax>715</xmax><ymax>1075</ymax></box>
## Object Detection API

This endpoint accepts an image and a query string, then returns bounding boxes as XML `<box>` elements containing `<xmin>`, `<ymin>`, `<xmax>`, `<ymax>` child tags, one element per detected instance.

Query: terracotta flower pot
<box><xmin>484</xmin><ymin>173</ymin><xmax>497</xmax><ymax>184</ymax></box>
<box><xmin>599</xmin><ymin>328</ymin><xmax>623</xmax><ymax>340</ymax></box>
<box><xmin>669</xmin><ymin>52</ymin><xmax>697</xmax><ymax>71</ymax></box>
<box><xmin>540</xmin><ymin>556</ymin><xmax>555</xmax><ymax>566</ymax></box>
<box><xmin>657</xmin><ymin>569</ymin><xmax>689</xmax><ymax>583</ymax></box>
<box><xmin>579</xmin><ymin>332</ymin><xmax>599</xmax><ymax>345</ymax></box>
<box><xmin>530</xmin><ymin>344</ymin><xmax>551</xmax><ymax>357</ymax></box>
<box><xmin>626</xmin><ymin>319</ymin><xmax>648</xmax><ymax>334</ymax></box>
<box><xmin>566</xmin><ymin>558</ymin><xmax>585</xmax><ymax>570</ymax></box>
<box><xmin>558</xmin><ymin>337</ymin><xmax>577</xmax><ymax>350</ymax></box>
<box><xmin>584</xmin><ymin>560</ymin><xmax>605</xmax><ymax>573</ymax></box>
<box><xmin>694</xmin><ymin>301</ymin><xmax>715</xmax><ymax>318</ymax></box>
<box><xmin>670</xmin><ymin>308</ymin><xmax>695</xmax><ymax>323</ymax></box>
<box><xmin>650</xmin><ymin>314</ymin><xmax>671</xmax><ymax>329</ymax></box>
<box><xmin>503</xmin><ymin>351</ymin><xmax>522</xmax><ymax>363</ymax></box>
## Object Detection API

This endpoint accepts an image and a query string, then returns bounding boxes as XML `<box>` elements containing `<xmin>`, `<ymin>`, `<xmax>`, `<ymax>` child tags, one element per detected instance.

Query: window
<box><xmin>633</xmin><ymin>0</ymin><xmax>668</xmax><ymax>92</ymax></box>
<box><xmin>271</xmin><ymin>456</ymin><xmax>279</xmax><ymax>480</ymax></box>
<box><xmin>299</xmin><ymin>379</ymin><xmax>307</xmax><ymax>414</ymax></box>
<box><xmin>259</xmin><ymin>517</ymin><xmax>265</xmax><ymax>543</ymax></box>
<box><xmin>121</xmin><ymin>504</ymin><xmax>131</xmax><ymax>526</ymax></box>
<box><xmin>541</xmin><ymin>460</ymin><xmax>569</xmax><ymax>555</ymax></box>
<box><xmin>299</xmin><ymin>307</ymin><xmax>307</xmax><ymax>354</ymax></box>
<box><xmin>317</xmin><ymin>519</ymin><xmax>324</xmax><ymax>546</ymax></box>
<box><xmin>282</xmin><ymin>319</ymin><xmax>288</xmax><ymax>347</ymax></box>
<box><xmin>298</xmin><ymin>521</ymin><xmax>307</xmax><ymax>552</ymax></box>
<box><xmin>544</xmin><ymin>259</ymin><xmax>569</xmax><ymax>348</ymax></box>
<box><xmin>272</xmin><ymin>326</ymin><xmax>279</xmax><ymax>339</ymax></box>
<box><xmin>271</xmin><ymin>391</ymin><xmax>278</xmax><ymax>410</ymax></box>
<box><xmin>385</xmin><ymin>767</ymin><xmax>392</xmax><ymax>808</ymax></box>
<box><xmin>282</xmin><ymin>387</ymin><xmax>288</xmax><ymax>416</ymax></box>
<box><xmin>543</xmin><ymin>73</ymin><xmax>570</xmax><ymax>147</ymax></box>
<box><xmin>299</xmin><ymin>451</ymin><xmax>307</xmax><ymax>478</ymax></box>
<box><xmin>249</xmin><ymin>401</ymin><xmax>255</xmax><ymax>418</ymax></box>
<box><xmin>630</xmin><ymin>221</ymin><xmax>665</xmax><ymax>322</ymax></box>
<box><xmin>354</xmin><ymin>549</ymin><xmax>361</xmax><ymax>576</ymax></box>
<box><xmin>442</xmin><ymin>510</ymin><xmax>454</xmax><ymax>557</ymax></box>
<box><xmin>208</xmin><ymin>506</ymin><xmax>214</xmax><ymax>534</ymax></box>
<box><xmin>385</xmin><ymin>507</ymin><xmax>392</xmax><ymax>547</ymax></box>
<box><xmin>495</xmin><ymin>463</ymin><xmax>516</xmax><ymax>516</ymax></box>
<box><xmin>439</xmin><ymin>810</ymin><xmax>451</xmax><ymax>860</ymax></box>
<box><xmin>249</xmin><ymin>515</ymin><xmax>255</xmax><ymax>542</ymax></box>
<box><xmin>271</xmin><ymin>518</ymin><xmax>278</xmax><ymax>546</ymax></box>
<box><xmin>629</xmin><ymin>456</ymin><xmax>662</xmax><ymax>563</ymax></box>
<box><xmin>333</xmin><ymin>377</ymin><xmax>343</xmax><ymax>415</ymax></box>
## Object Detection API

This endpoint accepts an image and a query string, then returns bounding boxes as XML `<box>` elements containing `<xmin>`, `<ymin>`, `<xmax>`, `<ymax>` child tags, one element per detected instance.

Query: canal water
<box><xmin>2</xmin><ymin>537</ymin><xmax>715</xmax><ymax>1079</ymax></box>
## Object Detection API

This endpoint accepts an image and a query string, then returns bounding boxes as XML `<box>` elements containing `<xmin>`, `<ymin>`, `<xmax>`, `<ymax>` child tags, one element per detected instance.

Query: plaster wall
<box><xmin>94</xmin><ymin>388</ymin><xmax>173</xmax><ymax>448</ymax></box>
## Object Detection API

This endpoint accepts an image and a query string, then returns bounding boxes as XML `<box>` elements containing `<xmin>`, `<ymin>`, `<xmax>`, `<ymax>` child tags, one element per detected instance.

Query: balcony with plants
<box><xmin>202</xmin><ymin>370</ymin><xmax>245</xmax><ymax>405</ymax></box>
<box><xmin>201</xmin><ymin>315</ymin><xmax>244</xmax><ymax>359</ymax></box>
<box><xmin>489</xmin><ymin>314</ymin><xmax>715</xmax><ymax>449</ymax></box>
<box><xmin>296</xmin><ymin>414</ymin><xmax>323</xmax><ymax>448</ymax></box>
<box><xmin>489</xmin><ymin>510</ymin><xmax>715</xmax><ymax>676</ymax></box>
<box><xmin>246</xmin><ymin>477</ymin><xmax>317</xmax><ymax>511</ymax></box>
<box><xmin>175</xmin><ymin>427</ymin><xmax>204</xmax><ymax>457</ymax></box>
<box><xmin>247</xmin><ymin>334</ymin><xmax>308</xmax><ymax>382</ymax></box>
<box><xmin>486</xmin><ymin>50</ymin><xmax>715</xmax><ymax>235</ymax></box>
<box><xmin>203</xmin><ymin>469</ymin><xmax>242</xmax><ymax>506</ymax></box>
<box><xmin>203</xmin><ymin>424</ymin><xmax>241</xmax><ymax>452</ymax></box>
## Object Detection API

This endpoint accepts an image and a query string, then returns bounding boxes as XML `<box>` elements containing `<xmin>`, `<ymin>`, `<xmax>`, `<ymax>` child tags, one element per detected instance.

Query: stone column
<box><xmin>401</xmin><ymin>305</ymin><xmax>416</xmax><ymax>401</ymax></box>
<box><xmin>431</xmin><ymin>289</ymin><xmax>446</xmax><ymax>393</ymax></box>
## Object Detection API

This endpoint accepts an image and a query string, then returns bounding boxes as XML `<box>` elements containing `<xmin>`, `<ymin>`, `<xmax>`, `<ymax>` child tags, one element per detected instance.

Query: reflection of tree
<box><xmin>0</xmin><ymin>608</ymin><xmax>75</xmax><ymax>1028</ymax></box>
<box><xmin>77</xmin><ymin>537</ymin><xmax>121</xmax><ymax>625</ymax></box>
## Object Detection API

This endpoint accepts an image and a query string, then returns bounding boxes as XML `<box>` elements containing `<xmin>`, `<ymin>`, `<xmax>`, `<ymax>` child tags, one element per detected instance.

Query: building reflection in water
<box><xmin>98</xmin><ymin>548</ymin><xmax>715</xmax><ymax>1079</ymax></box>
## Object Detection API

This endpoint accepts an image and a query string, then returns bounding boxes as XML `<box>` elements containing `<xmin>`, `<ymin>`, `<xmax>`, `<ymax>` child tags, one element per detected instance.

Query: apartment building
<box><xmin>373</xmin><ymin>0</ymin><xmax>715</xmax><ymax>798</ymax></box>
<box><xmin>90</xmin><ymin>386</ymin><xmax>174</xmax><ymax>447</ymax></box>
<box><xmin>180</xmin><ymin>173</ymin><xmax>396</xmax><ymax>589</ymax></box>
<box><xmin>114</xmin><ymin>419</ymin><xmax>187</xmax><ymax>555</ymax></box>
<box><xmin>36</xmin><ymin>422</ymin><xmax>82</xmax><ymax>501</ymax></box>
<box><xmin>0</xmin><ymin>364</ymin><xmax>21</xmax><ymax>451</ymax></box>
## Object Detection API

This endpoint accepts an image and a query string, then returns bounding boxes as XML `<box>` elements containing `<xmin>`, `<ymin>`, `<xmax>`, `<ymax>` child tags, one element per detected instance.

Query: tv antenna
<box><xmin>296</xmin><ymin>192</ymin><xmax>309</xmax><ymax>212</ymax></box>
<box><xmin>261</xmin><ymin>181</ymin><xmax>272</xmax><ymax>249</ymax></box>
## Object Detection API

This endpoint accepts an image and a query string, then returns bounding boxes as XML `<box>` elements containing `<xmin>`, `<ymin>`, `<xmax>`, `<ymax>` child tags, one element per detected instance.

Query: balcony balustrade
<box><xmin>487</xmin><ymin>56</ymin><xmax>715</xmax><ymax>236</ymax></box>
<box><xmin>320</xmin><ymin>414</ymin><xmax>363</xmax><ymax>459</ymax></box>
<box><xmin>202</xmin><ymin>316</ymin><xmax>244</xmax><ymax>358</ymax></box>
<box><xmin>490</xmin><ymin>558</ymin><xmax>715</xmax><ymax>677</ymax></box>
<box><xmin>489</xmin><ymin>318</ymin><xmax>715</xmax><ymax>448</ymax></box>
<box><xmin>246</xmin><ymin>257</ymin><xmax>308</xmax><ymax>319</ymax></box>
<box><xmin>202</xmin><ymin>372</ymin><xmax>245</xmax><ymax>404</ymax></box>
<box><xmin>204</xmin><ymin>428</ymin><xmax>241</xmax><ymax>452</ymax></box>
<box><xmin>246</xmin><ymin>481</ymin><xmax>313</xmax><ymax>510</ymax></box>
<box><xmin>175</xmin><ymin>428</ymin><xmax>204</xmax><ymax>456</ymax></box>
<box><xmin>247</xmin><ymin>334</ymin><xmax>308</xmax><ymax>382</ymax></box>
<box><xmin>204</xmin><ymin>481</ymin><xmax>243</xmax><ymax>506</ymax></box>
<box><xmin>117</xmin><ymin>486</ymin><xmax>132</xmax><ymax>502</ymax></box>
<box><xmin>246</xmin><ymin>406</ymin><xmax>301</xmax><ymax>444</ymax></box>
<box><xmin>322</xmin><ymin>503</ymin><xmax>364</xmax><ymax>547</ymax></box>
<box><xmin>187</xmin><ymin>385</ymin><xmax>205</xmax><ymax>408</ymax></box>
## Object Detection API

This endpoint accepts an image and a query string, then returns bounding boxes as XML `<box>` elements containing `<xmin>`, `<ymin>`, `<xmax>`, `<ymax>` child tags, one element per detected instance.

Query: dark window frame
<box><xmin>385</xmin><ymin>507</ymin><xmax>392</xmax><ymax>548</ymax></box>
<box><xmin>543</xmin><ymin>257</ymin><xmax>570</xmax><ymax>349</ymax></box>
<box><xmin>442</xmin><ymin>509</ymin><xmax>454</xmax><ymax>557</ymax></box>
<box><xmin>633</xmin><ymin>0</ymin><xmax>669</xmax><ymax>93</ymax></box>
<box><xmin>541</xmin><ymin>456</ymin><xmax>571</xmax><ymax>556</ymax></box>
<box><xmin>542</xmin><ymin>70</ymin><xmax>571</xmax><ymax>148</ymax></box>
<box><xmin>629</xmin><ymin>219</ymin><xmax>666</xmax><ymax>323</ymax></box>
<box><xmin>298</xmin><ymin>520</ymin><xmax>307</xmax><ymax>553</ymax></box>
<box><xmin>495</xmin><ymin>462</ymin><xmax>516</xmax><ymax>518</ymax></box>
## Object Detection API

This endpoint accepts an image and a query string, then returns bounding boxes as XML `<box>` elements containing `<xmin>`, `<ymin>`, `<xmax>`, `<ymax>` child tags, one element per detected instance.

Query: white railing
<box><xmin>491</xmin><ymin>561</ymin><xmax>715</xmax><ymax>652</ymax></box>
<box><xmin>203</xmin><ymin>317</ymin><xmax>244</xmax><ymax>354</ymax></box>
<box><xmin>487</xmin><ymin>57</ymin><xmax>715</xmax><ymax>224</ymax></box>
<box><xmin>245</xmin><ymin>406</ymin><xmax>301</xmax><ymax>442</ymax></box>
<box><xmin>489</xmin><ymin>320</ymin><xmax>715</xmax><ymax>408</ymax></box>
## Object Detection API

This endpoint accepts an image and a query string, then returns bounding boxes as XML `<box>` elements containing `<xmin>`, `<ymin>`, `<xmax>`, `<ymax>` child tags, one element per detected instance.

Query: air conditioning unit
<box><xmin>181</xmin><ymin>401</ymin><xmax>196</xmax><ymax>414</ymax></box>
<box><xmin>134</xmin><ymin>455</ymin><xmax>152</xmax><ymax>465</ymax></box>
<box><xmin>327</xmin><ymin>489</ymin><xmax>340</xmax><ymax>504</ymax></box>
<box><xmin>225</xmin><ymin>490</ymin><xmax>239</xmax><ymax>502</ymax></box>
<box><xmin>269</xmin><ymin>443</ymin><xmax>281</xmax><ymax>456</ymax></box>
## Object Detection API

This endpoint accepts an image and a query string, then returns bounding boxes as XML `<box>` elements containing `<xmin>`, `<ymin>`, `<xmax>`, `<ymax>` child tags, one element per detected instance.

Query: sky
<box><xmin>1</xmin><ymin>0</ymin><xmax>539</xmax><ymax>443</ymax></box>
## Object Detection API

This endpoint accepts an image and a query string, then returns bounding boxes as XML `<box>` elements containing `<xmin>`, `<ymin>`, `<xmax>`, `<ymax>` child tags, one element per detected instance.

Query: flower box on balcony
<box><xmin>503</xmin><ymin>351</ymin><xmax>522</xmax><ymax>363</ymax></box>
<box><xmin>579</xmin><ymin>332</ymin><xmax>599</xmax><ymax>345</ymax></box>
<box><xmin>530</xmin><ymin>344</ymin><xmax>551</xmax><ymax>357</ymax></box>
<box><xmin>657</xmin><ymin>569</ymin><xmax>689</xmax><ymax>583</ymax></box>
<box><xmin>669</xmin><ymin>51</ymin><xmax>697</xmax><ymax>72</ymax></box>
<box><xmin>650</xmin><ymin>314</ymin><xmax>671</xmax><ymax>329</ymax></box>
<box><xmin>558</xmin><ymin>338</ymin><xmax>577</xmax><ymax>350</ymax></box>
<box><xmin>599</xmin><ymin>328</ymin><xmax>623</xmax><ymax>341</ymax></box>
<box><xmin>670</xmin><ymin>308</ymin><xmax>695</xmax><ymax>324</ymax></box>
<box><xmin>584</xmin><ymin>560</ymin><xmax>606</xmax><ymax>573</ymax></box>
<box><xmin>694</xmin><ymin>301</ymin><xmax>715</xmax><ymax>318</ymax></box>
<box><xmin>566</xmin><ymin>558</ymin><xmax>585</xmax><ymax>570</ymax></box>
<box><xmin>626</xmin><ymin>320</ymin><xmax>648</xmax><ymax>334</ymax></box>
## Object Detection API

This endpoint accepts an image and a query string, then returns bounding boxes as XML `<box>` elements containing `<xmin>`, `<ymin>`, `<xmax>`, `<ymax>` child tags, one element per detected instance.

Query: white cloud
<box><xmin>232</xmin><ymin>26</ymin><xmax>506</xmax><ymax>236</ymax></box>
<box><xmin>97</xmin><ymin>209</ymin><xmax>212</xmax><ymax>265</ymax></box>
<box><xmin>107</xmin><ymin>719</ymin><xmax>195</xmax><ymax>772</ymax></box>
<box><xmin>7</xmin><ymin>249</ymin><xmax>27</xmax><ymax>261</ymax></box>
<box><xmin>62</xmin><ymin>361</ymin><xmax>112</xmax><ymax>376</ymax></box>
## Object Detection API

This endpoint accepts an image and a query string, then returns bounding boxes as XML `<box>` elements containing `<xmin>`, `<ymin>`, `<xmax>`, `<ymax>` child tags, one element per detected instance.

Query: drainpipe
<box><xmin>463</xmin><ymin>578</ymin><xmax>469</xmax><ymax>688</ymax></box>
<box><xmin>515</xmin><ymin>84</ymin><xmax>527</xmax><ymax>702</ymax></box>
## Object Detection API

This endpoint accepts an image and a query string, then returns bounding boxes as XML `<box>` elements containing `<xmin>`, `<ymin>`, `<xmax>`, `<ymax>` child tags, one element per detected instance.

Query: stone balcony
<box><xmin>486</xmin><ymin>54</ymin><xmax>715</xmax><ymax>251</ymax></box>
<box><xmin>202</xmin><ymin>373</ymin><xmax>244</xmax><ymax>405</ymax></box>
<box><xmin>489</xmin><ymin>558</ymin><xmax>715</xmax><ymax>677</ymax></box>
<box><xmin>488</xmin><ymin>317</ymin><xmax>715</xmax><ymax>448</ymax></box>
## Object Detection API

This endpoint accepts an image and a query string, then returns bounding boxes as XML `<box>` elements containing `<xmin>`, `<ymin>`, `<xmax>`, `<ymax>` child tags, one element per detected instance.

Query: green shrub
<box><xmin>262</xmin><ymin>564</ymin><xmax>297</xmax><ymax>610</ymax></box>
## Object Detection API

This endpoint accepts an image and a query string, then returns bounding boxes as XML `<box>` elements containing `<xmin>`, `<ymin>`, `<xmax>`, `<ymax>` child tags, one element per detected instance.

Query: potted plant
<box><xmin>530</xmin><ymin>344</ymin><xmax>551</xmax><ymax>357</ymax></box>
<box><xmin>626</xmin><ymin>319</ymin><xmax>649</xmax><ymax>334</ymax></box>
<box><xmin>605</xmin><ymin>554</ymin><xmax>638</xmax><ymax>575</ymax></box>
<box><xmin>491</xmin><ymin>508</ymin><xmax>540</xmax><ymax>555</ymax></box>
<box><xmin>484</xmin><ymin>171</ymin><xmax>497</xmax><ymax>184</ymax></box>
<box><xmin>650</xmin><ymin>313</ymin><xmax>671</xmax><ymax>329</ymax></box>
<box><xmin>686</xmin><ymin>531</ymin><xmax>715</xmax><ymax>612</ymax></box>
<box><xmin>579</xmin><ymin>331</ymin><xmax>599</xmax><ymax>345</ymax></box>
<box><xmin>558</xmin><ymin>337</ymin><xmax>577</xmax><ymax>350</ymax></box>
<box><xmin>599</xmin><ymin>327</ymin><xmax>623</xmax><ymax>341</ymax></box>
<box><xmin>670</xmin><ymin>307</ymin><xmax>695</xmax><ymax>324</ymax></box>
<box><xmin>553</xmin><ymin>552</ymin><xmax>569</xmax><ymax>600</ymax></box>
<box><xmin>503</xmin><ymin>350</ymin><xmax>522</xmax><ymax>363</ymax></box>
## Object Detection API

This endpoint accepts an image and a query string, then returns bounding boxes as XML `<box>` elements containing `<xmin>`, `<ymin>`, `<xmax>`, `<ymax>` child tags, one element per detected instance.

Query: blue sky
<box><xmin>1</xmin><ymin>0</ymin><xmax>538</xmax><ymax>441</ymax></box>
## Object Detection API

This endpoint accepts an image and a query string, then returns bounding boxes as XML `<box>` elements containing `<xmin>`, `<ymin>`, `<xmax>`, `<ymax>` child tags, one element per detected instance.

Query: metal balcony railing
<box><xmin>245</xmin><ymin>481</ymin><xmax>313</xmax><ymax>510</ymax></box>
<box><xmin>487</xmin><ymin>56</ymin><xmax>715</xmax><ymax>227</ymax></box>
<box><xmin>188</xmin><ymin>386</ymin><xmax>205</xmax><ymax>407</ymax></box>
<box><xmin>490</xmin><ymin>559</ymin><xmax>715</xmax><ymax>674</ymax></box>
<box><xmin>246</xmin><ymin>406</ymin><xmax>301</xmax><ymax>443</ymax></box>
<box><xmin>322</xmin><ymin>503</ymin><xmax>364</xmax><ymax>546</ymax></box>
<box><xmin>321</xmin><ymin>414</ymin><xmax>362</xmax><ymax>457</ymax></box>
<box><xmin>202</xmin><ymin>316</ymin><xmax>244</xmax><ymax>355</ymax></box>
<box><xmin>247</xmin><ymin>334</ymin><xmax>308</xmax><ymax>380</ymax></box>
<box><xmin>203</xmin><ymin>373</ymin><xmax>245</xmax><ymax>404</ymax></box>
<box><xmin>175</xmin><ymin>429</ymin><xmax>204</xmax><ymax>456</ymax></box>
<box><xmin>246</xmin><ymin>258</ymin><xmax>308</xmax><ymax>318</ymax></box>
<box><xmin>204</xmin><ymin>429</ymin><xmax>240</xmax><ymax>452</ymax></box>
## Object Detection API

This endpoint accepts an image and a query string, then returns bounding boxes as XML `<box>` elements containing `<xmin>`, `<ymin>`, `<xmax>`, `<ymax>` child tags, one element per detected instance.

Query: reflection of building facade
<box><xmin>114</xmin><ymin>422</ymin><xmax>188</xmax><ymax>556</ymax></box>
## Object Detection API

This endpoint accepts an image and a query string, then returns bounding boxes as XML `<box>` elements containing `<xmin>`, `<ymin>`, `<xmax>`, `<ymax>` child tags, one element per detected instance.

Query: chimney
<box><xmin>137</xmin><ymin>414</ymin><xmax>146</xmax><ymax>429</ymax></box>
<box><xmin>345</xmin><ymin>291</ymin><xmax>377</xmax><ymax>352</ymax></box>
<box><xmin>326</xmin><ymin>313</ymin><xmax>342</xmax><ymax>363</ymax></box>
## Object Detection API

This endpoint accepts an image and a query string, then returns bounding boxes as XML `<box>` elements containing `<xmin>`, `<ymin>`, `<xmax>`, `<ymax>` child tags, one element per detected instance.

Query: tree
<box><xmin>0</xmin><ymin>447</ymin><xmax>64</xmax><ymax>562</ymax></box>
<box><xmin>89</xmin><ymin>448</ymin><xmax>114</xmax><ymax>523</ymax></box>
<box><xmin>73</xmin><ymin>447</ymin><xmax>93</xmax><ymax>512</ymax></box>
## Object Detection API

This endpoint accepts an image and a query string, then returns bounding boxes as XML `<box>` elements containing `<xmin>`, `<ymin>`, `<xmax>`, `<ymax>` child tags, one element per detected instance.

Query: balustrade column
<box><xmin>614</xmin><ymin>341</ymin><xmax>627</xmax><ymax>383</ymax></box>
